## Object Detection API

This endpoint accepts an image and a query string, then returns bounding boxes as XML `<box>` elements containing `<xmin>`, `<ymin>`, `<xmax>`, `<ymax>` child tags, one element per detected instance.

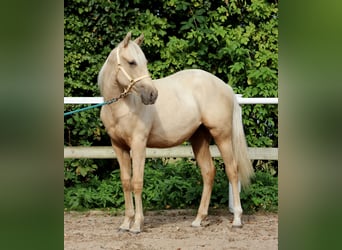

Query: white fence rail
<box><xmin>64</xmin><ymin>146</ymin><xmax>278</xmax><ymax>160</ymax></box>
<box><xmin>64</xmin><ymin>96</ymin><xmax>279</xmax><ymax>105</ymax></box>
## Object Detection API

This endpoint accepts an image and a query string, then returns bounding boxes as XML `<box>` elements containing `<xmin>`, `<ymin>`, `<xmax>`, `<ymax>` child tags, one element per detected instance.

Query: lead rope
<box><xmin>64</xmin><ymin>97</ymin><xmax>120</xmax><ymax>117</ymax></box>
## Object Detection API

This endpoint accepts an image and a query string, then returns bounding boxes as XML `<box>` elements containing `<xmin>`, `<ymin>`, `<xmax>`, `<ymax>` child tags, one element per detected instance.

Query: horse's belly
<box><xmin>146</xmin><ymin>132</ymin><xmax>195</xmax><ymax>148</ymax></box>
<box><xmin>147</xmin><ymin>118</ymin><xmax>201</xmax><ymax>148</ymax></box>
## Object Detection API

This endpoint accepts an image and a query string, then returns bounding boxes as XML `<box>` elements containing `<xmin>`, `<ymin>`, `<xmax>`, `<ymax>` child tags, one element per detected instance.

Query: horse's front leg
<box><xmin>130</xmin><ymin>141</ymin><xmax>147</xmax><ymax>233</ymax></box>
<box><xmin>112</xmin><ymin>144</ymin><xmax>134</xmax><ymax>231</ymax></box>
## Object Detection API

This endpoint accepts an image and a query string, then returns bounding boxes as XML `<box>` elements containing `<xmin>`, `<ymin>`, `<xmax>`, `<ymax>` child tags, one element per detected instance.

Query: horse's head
<box><xmin>115</xmin><ymin>32</ymin><xmax>158</xmax><ymax>105</ymax></box>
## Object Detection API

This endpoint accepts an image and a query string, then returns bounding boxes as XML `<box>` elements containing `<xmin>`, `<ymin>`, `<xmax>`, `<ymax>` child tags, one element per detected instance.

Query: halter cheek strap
<box><xmin>116</xmin><ymin>47</ymin><xmax>150</xmax><ymax>95</ymax></box>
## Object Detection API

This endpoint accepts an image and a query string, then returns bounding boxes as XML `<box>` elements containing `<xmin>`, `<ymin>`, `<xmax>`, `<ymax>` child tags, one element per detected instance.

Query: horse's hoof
<box><xmin>129</xmin><ymin>224</ymin><xmax>142</xmax><ymax>234</ymax></box>
<box><xmin>191</xmin><ymin>220</ymin><xmax>202</xmax><ymax>228</ymax></box>
<box><xmin>129</xmin><ymin>229</ymin><xmax>141</xmax><ymax>234</ymax></box>
<box><xmin>118</xmin><ymin>228</ymin><xmax>129</xmax><ymax>232</ymax></box>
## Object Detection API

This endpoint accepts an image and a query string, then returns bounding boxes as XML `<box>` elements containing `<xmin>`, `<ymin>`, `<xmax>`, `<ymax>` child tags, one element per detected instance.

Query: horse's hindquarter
<box><xmin>147</xmin><ymin>69</ymin><xmax>234</xmax><ymax>148</ymax></box>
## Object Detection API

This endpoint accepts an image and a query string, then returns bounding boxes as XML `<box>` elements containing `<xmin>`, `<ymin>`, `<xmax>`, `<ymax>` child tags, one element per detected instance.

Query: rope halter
<box><xmin>116</xmin><ymin>47</ymin><xmax>150</xmax><ymax>97</ymax></box>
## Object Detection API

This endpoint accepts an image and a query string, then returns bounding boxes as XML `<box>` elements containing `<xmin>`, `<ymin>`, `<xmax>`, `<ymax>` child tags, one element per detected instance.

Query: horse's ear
<box><xmin>123</xmin><ymin>32</ymin><xmax>132</xmax><ymax>48</ymax></box>
<box><xmin>134</xmin><ymin>34</ymin><xmax>144</xmax><ymax>46</ymax></box>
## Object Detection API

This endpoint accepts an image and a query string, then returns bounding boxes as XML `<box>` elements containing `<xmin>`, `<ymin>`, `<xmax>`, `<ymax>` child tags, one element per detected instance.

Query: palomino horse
<box><xmin>99</xmin><ymin>32</ymin><xmax>254</xmax><ymax>233</ymax></box>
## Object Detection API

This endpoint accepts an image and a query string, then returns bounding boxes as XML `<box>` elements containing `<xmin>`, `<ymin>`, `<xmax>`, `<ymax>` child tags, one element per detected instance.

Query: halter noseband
<box><xmin>116</xmin><ymin>47</ymin><xmax>150</xmax><ymax>96</ymax></box>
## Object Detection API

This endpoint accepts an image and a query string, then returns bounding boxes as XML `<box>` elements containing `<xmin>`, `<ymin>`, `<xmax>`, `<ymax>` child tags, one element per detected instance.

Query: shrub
<box><xmin>64</xmin><ymin>158</ymin><xmax>278</xmax><ymax>213</ymax></box>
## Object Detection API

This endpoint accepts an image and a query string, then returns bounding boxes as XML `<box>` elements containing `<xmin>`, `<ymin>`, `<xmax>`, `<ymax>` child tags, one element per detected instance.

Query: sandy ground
<box><xmin>64</xmin><ymin>209</ymin><xmax>278</xmax><ymax>250</ymax></box>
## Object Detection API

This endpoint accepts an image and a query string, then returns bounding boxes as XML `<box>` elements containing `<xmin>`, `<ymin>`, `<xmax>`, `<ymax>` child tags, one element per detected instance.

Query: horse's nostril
<box><xmin>149</xmin><ymin>90</ymin><xmax>158</xmax><ymax>103</ymax></box>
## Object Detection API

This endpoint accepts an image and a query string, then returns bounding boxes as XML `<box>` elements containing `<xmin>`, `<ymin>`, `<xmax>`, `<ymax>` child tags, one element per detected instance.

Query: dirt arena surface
<box><xmin>64</xmin><ymin>209</ymin><xmax>278</xmax><ymax>250</ymax></box>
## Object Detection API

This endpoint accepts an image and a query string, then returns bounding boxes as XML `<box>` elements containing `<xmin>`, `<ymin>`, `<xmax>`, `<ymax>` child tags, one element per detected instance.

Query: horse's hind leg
<box><xmin>190</xmin><ymin>126</ymin><xmax>216</xmax><ymax>227</ymax></box>
<box><xmin>214</xmin><ymin>137</ymin><xmax>243</xmax><ymax>228</ymax></box>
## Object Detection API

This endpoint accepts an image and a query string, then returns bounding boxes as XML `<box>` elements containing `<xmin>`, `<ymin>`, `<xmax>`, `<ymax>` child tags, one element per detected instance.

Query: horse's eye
<box><xmin>128</xmin><ymin>60</ymin><xmax>137</xmax><ymax>66</ymax></box>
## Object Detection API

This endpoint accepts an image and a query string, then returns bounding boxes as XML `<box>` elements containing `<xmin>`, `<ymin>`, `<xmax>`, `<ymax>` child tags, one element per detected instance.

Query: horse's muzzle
<box><xmin>141</xmin><ymin>88</ymin><xmax>158</xmax><ymax>105</ymax></box>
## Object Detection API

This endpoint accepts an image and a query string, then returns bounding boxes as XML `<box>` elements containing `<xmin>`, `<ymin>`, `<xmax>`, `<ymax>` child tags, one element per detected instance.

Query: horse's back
<box><xmin>154</xmin><ymin>69</ymin><xmax>235</xmax><ymax>118</ymax></box>
<box><xmin>155</xmin><ymin>69</ymin><xmax>229</xmax><ymax>88</ymax></box>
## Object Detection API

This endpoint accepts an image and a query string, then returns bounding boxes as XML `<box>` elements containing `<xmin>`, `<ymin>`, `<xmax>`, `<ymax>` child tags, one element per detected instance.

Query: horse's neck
<box><xmin>102</xmin><ymin>78</ymin><xmax>140</xmax><ymax>112</ymax></box>
<box><xmin>102</xmin><ymin>80</ymin><xmax>123</xmax><ymax>100</ymax></box>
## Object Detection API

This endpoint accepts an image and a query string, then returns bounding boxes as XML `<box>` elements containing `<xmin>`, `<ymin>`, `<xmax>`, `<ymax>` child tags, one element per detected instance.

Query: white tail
<box><xmin>232</xmin><ymin>96</ymin><xmax>254</xmax><ymax>187</ymax></box>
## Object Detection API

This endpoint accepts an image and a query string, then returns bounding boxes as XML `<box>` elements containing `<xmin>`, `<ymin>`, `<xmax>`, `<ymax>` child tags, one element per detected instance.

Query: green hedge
<box><xmin>65</xmin><ymin>158</ymin><xmax>278</xmax><ymax>212</ymax></box>
<box><xmin>64</xmin><ymin>0</ymin><xmax>278</xmax><ymax>211</ymax></box>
